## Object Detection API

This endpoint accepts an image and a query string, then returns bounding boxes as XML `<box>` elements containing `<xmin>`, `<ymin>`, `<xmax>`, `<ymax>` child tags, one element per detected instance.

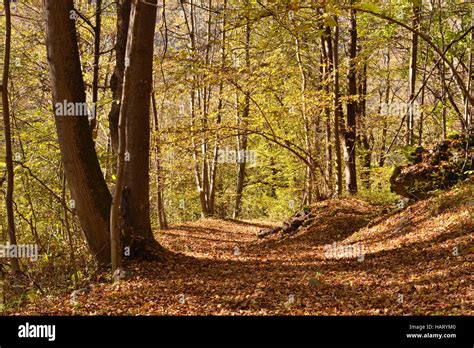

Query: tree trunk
<box><xmin>181</xmin><ymin>0</ymin><xmax>211</xmax><ymax>217</ymax></box>
<box><xmin>44</xmin><ymin>0</ymin><xmax>111</xmax><ymax>265</ymax></box>
<box><xmin>122</xmin><ymin>0</ymin><xmax>158</xmax><ymax>247</ymax></box>
<box><xmin>209</xmin><ymin>0</ymin><xmax>228</xmax><ymax>215</ymax></box>
<box><xmin>379</xmin><ymin>49</ymin><xmax>390</xmax><ymax>167</ymax></box>
<box><xmin>199</xmin><ymin>0</ymin><xmax>214</xmax><ymax>217</ymax></box>
<box><xmin>359</xmin><ymin>59</ymin><xmax>371</xmax><ymax>189</ymax></box>
<box><xmin>320</xmin><ymin>40</ymin><xmax>333</xmax><ymax>196</ymax></box>
<box><xmin>325</xmin><ymin>22</ymin><xmax>343</xmax><ymax>196</ymax></box>
<box><xmin>2</xmin><ymin>0</ymin><xmax>20</xmax><ymax>273</ymax></box>
<box><xmin>344</xmin><ymin>6</ymin><xmax>358</xmax><ymax>194</ymax></box>
<box><xmin>234</xmin><ymin>5</ymin><xmax>251</xmax><ymax>219</ymax></box>
<box><xmin>418</xmin><ymin>10</ymin><xmax>433</xmax><ymax>146</ymax></box>
<box><xmin>295</xmin><ymin>36</ymin><xmax>313</xmax><ymax>205</ymax></box>
<box><xmin>107</xmin><ymin>0</ymin><xmax>131</xmax><ymax>154</ymax></box>
<box><xmin>90</xmin><ymin>0</ymin><xmax>102</xmax><ymax>133</ymax></box>
<box><xmin>465</xmin><ymin>5</ymin><xmax>474</xmax><ymax>129</ymax></box>
<box><xmin>407</xmin><ymin>0</ymin><xmax>421</xmax><ymax>146</ymax></box>
<box><xmin>151</xmin><ymin>92</ymin><xmax>168</xmax><ymax>230</ymax></box>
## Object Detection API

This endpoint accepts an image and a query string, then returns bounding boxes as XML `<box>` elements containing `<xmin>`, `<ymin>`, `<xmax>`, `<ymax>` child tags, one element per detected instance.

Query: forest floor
<box><xmin>14</xmin><ymin>181</ymin><xmax>474</xmax><ymax>315</ymax></box>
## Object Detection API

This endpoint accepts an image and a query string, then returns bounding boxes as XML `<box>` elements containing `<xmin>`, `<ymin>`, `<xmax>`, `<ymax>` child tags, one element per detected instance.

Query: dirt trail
<box><xmin>17</xmin><ymin>185</ymin><xmax>473</xmax><ymax>315</ymax></box>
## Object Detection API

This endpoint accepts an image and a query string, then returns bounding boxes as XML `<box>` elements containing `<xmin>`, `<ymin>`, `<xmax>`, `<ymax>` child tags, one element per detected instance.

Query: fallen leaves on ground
<box><xmin>12</xmin><ymin>182</ymin><xmax>473</xmax><ymax>315</ymax></box>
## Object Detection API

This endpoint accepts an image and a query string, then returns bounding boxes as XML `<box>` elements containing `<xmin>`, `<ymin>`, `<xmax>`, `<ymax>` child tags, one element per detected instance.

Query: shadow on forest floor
<box><xmin>13</xmin><ymin>181</ymin><xmax>473</xmax><ymax>315</ymax></box>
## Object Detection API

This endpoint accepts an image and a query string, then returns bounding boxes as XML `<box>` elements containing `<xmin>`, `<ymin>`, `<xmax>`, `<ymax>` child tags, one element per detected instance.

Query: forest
<box><xmin>0</xmin><ymin>0</ymin><xmax>472</xmax><ymax>317</ymax></box>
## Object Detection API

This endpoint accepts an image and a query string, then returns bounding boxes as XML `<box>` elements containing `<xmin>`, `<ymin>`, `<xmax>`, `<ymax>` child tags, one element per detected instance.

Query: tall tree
<box><xmin>151</xmin><ymin>91</ymin><xmax>168</xmax><ymax>230</ymax></box>
<box><xmin>234</xmin><ymin>1</ymin><xmax>251</xmax><ymax>218</ymax></box>
<box><xmin>407</xmin><ymin>0</ymin><xmax>421</xmax><ymax>145</ymax></box>
<box><xmin>90</xmin><ymin>0</ymin><xmax>102</xmax><ymax>133</ymax></box>
<box><xmin>44</xmin><ymin>0</ymin><xmax>111</xmax><ymax>264</ymax></box>
<box><xmin>108</xmin><ymin>0</ymin><xmax>131</xmax><ymax>154</ymax></box>
<box><xmin>115</xmin><ymin>0</ymin><xmax>159</xmax><ymax>258</ymax></box>
<box><xmin>358</xmin><ymin>58</ymin><xmax>372</xmax><ymax>189</ymax></box>
<box><xmin>295</xmin><ymin>35</ymin><xmax>313</xmax><ymax>205</ymax></box>
<box><xmin>2</xmin><ymin>0</ymin><xmax>20</xmax><ymax>273</ymax></box>
<box><xmin>379</xmin><ymin>49</ymin><xmax>390</xmax><ymax>167</ymax></box>
<box><xmin>320</xmin><ymin>40</ymin><xmax>333</xmax><ymax>196</ymax></box>
<box><xmin>344</xmin><ymin>5</ymin><xmax>358</xmax><ymax>194</ymax></box>
<box><xmin>209</xmin><ymin>0</ymin><xmax>228</xmax><ymax>215</ymax></box>
<box><xmin>465</xmin><ymin>4</ymin><xmax>474</xmax><ymax>129</ymax></box>
<box><xmin>324</xmin><ymin>21</ymin><xmax>343</xmax><ymax>196</ymax></box>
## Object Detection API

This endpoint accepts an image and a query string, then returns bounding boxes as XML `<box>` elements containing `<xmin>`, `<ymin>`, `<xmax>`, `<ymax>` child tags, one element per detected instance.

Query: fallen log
<box><xmin>256</xmin><ymin>226</ymin><xmax>282</xmax><ymax>238</ymax></box>
<box><xmin>257</xmin><ymin>210</ymin><xmax>314</xmax><ymax>238</ymax></box>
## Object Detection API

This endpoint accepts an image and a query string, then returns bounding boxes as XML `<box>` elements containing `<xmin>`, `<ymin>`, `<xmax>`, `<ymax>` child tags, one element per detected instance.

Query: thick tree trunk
<box><xmin>2</xmin><ymin>0</ymin><xmax>20</xmax><ymax>273</ymax></box>
<box><xmin>344</xmin><ymin>6</ymin><xmax>358</xmax><ymax>194</ymax></box>
<box><xmin>44</xmin><ymin>0</ymin><xmax>111</xmax><ymax>264</ymax></box>
<box><xmin>122</xmin><ymin>0</ymin><xmax>158</xmax><ymax>246</ymax></box>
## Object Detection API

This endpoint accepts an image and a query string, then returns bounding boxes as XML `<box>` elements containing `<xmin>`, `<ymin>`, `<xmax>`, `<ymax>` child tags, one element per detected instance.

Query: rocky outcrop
<box><xmin>390</xmin><ymin>131</ymin><xmax>473</xmax><ymax>200</ymax></box>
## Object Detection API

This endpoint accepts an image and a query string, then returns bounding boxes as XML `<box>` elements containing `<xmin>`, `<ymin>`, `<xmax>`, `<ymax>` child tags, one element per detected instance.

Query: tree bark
<box><xmin>324</xmin><ymin>22</ymin><xmax>343</xmax><ymax>196</ymax></box>
<box><xmin>344</xmin><ymin>6</ymin><xmax>358</xmax><ymax>194</ymax></box>
<box><xmin>209</xmin><ymin>0</ymin><xmax>228</xmax><ymax>215</ymax></box>
<box><xmin>234</xmin><ymin>4</ymin><xmax>251</xmax><ymax>218</ymax></box>
<box><xmin>407</xmin><ymin>0</ymin><xmax>421</xmax><ymax>145</ymax></box>
<box><xmin>465</xmin><ymin>5</ymin><xmax>474</xmax><ymax>129</ymax></box>
<box><xmin>90</xmin><ymin>0</ymin><xmax>102</xmax><ymax>133</ymax></box>
<box><xmin>107</xmin><ymin>0</ymin><xmax>131</xmax><ymax>154</ymax></box>
<box><xmin>295</xmin><ymin>36</ymin><xmax>313</xmax><ymax>205</ymax></box>
<box><xmin>320</xmin><ymin>44</ymin><xmax>333</xmax><ymax>196</ymax></box>
<box><xmin>2</xmin><ymin>0</ymin><xmax>20</xmax><ymax>273</ymax></box>
<box><xmin>122</xmin><ymin>0</ymin><xmax>158</xmax><ymax>246</ymax></box>
<box><xmin>379</xmin><ymin>49</ymin><xmax>390</xmax><ymax>167</ymax></box>
<box><xmin>359</xmin><ymin>59</ymin><xmax>371</xmax><ymax>189</ymax></box>
<box><xmin>44</xmin><ymin>0</ymin><xmax>111</xmax><ymax>264</ymax></box>
<box><xmin>151</xmin><ymin>91</ymin><xmax>168</xmax><ymax>230</ymax></box>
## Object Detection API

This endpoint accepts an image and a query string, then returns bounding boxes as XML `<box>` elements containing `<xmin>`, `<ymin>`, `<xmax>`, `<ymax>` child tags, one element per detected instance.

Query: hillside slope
<box><xmin>13</xmin><ymin>180</ymin><xmax>473</xmax><ymax>315</ymax></box>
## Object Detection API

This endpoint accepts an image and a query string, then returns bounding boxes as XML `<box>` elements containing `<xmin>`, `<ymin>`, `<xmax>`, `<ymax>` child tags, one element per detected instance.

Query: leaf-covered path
<box><xmin>18</xmin><ymin>184</ymin><xmax>473</xmax><ymax>315</ymax></box>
